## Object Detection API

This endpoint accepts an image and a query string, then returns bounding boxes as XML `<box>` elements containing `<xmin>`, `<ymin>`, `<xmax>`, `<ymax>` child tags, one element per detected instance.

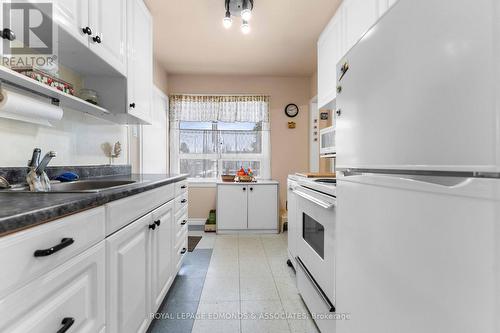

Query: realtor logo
<box><xmin>2</xmin><ymin>2</ymin><xmax>57</xmax><ymax>68</ymax></box>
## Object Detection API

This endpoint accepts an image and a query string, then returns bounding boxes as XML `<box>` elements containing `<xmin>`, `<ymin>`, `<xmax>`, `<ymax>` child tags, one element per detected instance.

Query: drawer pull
<box><xmin>181</xmin><ymin>220</ymin><xmax>187</xmax><ymax>226</ymax></box>
<box><xmin>57</xmin><ymin>317</ymin><xmax>75</xmax><ymax>333</ymax></box>
<box><xmin>180</xmin><ymin>185</ymin><xmax>187</xmax><ymax>189</ymax></box>
<box><xmin>34</xmin><ymin>238</ymin><xmax>74</xmax><ymax>257</ymax></box>
<box><xmin>154</xmin><ymin>220</ymin><xmax>161</xmax><ymax>227</ymax></box>
<box><xmin>180</xmin><ymin>248</ymin><xmax>187</xmax><ymax>255</ymax></box>
<box><xmin>148</xmin><ymin>223</ymin><xmax>156</xmax><ymax>230</ymax></box>
<box><xmin>181</xmin><ymin>199</ymin><xmax>187</xmax><ymax>204</ymax></box>
<box><xmin>295</xmin><ymin>256</ymin><xmax>336</xmax><ymax>313</ymax></box>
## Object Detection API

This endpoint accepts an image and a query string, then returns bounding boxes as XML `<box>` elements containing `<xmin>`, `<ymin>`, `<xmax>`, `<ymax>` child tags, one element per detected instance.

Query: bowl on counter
<box><xmin>221</xmin><ymin>175</ymin><xmax>235</xmax><ymax>182</ymax></box>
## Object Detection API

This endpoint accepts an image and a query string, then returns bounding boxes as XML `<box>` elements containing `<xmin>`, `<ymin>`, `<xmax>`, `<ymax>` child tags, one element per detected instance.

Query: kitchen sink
<box><xmin>4</xmin><ymin>180</ymin><xmax>137</xmax><ymax>193</ymax></box>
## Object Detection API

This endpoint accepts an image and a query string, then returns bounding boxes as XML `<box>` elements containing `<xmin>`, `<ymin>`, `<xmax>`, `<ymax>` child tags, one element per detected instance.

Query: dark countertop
<box><xmin>0</xmin><ymin>174</ymin><xmax>188</xmax><ymax>237</ymax></box>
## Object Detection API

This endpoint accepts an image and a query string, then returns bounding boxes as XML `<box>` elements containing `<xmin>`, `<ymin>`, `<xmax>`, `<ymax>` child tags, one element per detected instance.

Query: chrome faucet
<box><xmin>25</xmin><ymin>148</ymin><xmax>56</xmax><ymax>192</ymax></box>
<box><xmin>36</xmin><ymin>151</ymin><xmax>57</xmax><ymax>176</ymax></box>
<box><xmin>28</xmin><ymin>148</ymin><xmax>57</xmax><ymax>175</ymax></box>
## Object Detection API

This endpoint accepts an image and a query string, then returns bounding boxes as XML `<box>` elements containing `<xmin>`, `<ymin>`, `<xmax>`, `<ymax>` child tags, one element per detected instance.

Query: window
<box><xmin>176</xmin><ymin>121</ymin><xmax>270</xmax><ymax>180</ymax></box>
<box><xmin>169</xmin><ymin>95</ymin><xmax>271</xmax><ymax>181</ymax></box>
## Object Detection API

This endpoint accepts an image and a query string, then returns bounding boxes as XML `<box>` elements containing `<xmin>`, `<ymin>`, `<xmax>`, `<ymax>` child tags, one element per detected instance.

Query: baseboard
<box><xmin>188</xmin><ymin>218</ymin><xmax>206</xmax><ymax>226</ymax></box>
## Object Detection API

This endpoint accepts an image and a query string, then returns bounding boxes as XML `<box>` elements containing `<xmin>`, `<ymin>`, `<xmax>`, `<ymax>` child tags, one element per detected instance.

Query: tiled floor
<box><xmin>150</xmin><ymin>232</ymin><xmax>320</xmax><ymax>333</ymax></box>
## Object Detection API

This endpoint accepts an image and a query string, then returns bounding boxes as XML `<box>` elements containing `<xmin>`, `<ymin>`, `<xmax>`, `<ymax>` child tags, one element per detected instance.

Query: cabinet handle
<box><xmin>34</xmin><ymin>238</ymin><xmax>74</xmax><ymax>257</ymax></box>
<box><xmin>129</xmin><ymin>102</ymin><xmax>136</xmax><ymax>108</ymax></box>
<box><xmin>339</xmin><ymin>61</ymin><xmax>349</xmax><ymax>81</ymax></box>
<box><xmin>82</xmin><ymin>26</ymin><xmax>92</xmax><ymax>35</ymax></box>
<box><xmin>180</xmin><ymin>185</ymin><xmax>187</xmax><ymax>189</ymax></box>
<box><xmin>336</xmin><ymin>109</ymin><xmax>342</xmax><ymax>117</ymax></box>
<box><xmin>57</xmin><ymin>317</ymin><xmax>75</xmax><ymax>333</ymax></box>
<box><xmin>1</xmin><ymin>28</ymin><xmax>15</xmax><ymax>41</ymax></box>
<box><xmin>148</xmin><ymin>223</ymin><xmax>156</xmax><ymax>230</ymax></box>
<box><xmin>250</xmin><ymin>187</ymin><xmax>253</xmax><ymax>191</ymax></box>
<box><xmin>181</xmin><ymin>220</ymin><xmax>187</xmax><ymax>225</ymax></box>
<box><xmin>92</xmin><ymin>35</ymin><xmax>102</xmax><ymax>43</ymax></box>
<box><xmin>180</xmin><ymin>248</ymin><xmax>187</xmax><ymax>254</ymax></box>
<box><xmin>243</xmin><ymin>187</ymin><xmax>246</xmax><ymax>191</ymax></box>
<box><xmin>181</xmin><ymin>199</ymin><xmax>187</xmax><ymax>204</ymax></box>
<box><xmin>154</xmin><ymin>220</ymin><xmax>161</xmax><ymax>227</ymax></box>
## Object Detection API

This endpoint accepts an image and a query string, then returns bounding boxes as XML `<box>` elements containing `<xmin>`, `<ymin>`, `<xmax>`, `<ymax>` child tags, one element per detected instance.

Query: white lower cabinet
<box><xmin>106</xmin><ymin>213</ymin><xmax>151</xmax><ymax>333</ymax></box>
<box><xmin>217</xmin><ymin>184</ymin><xmax>248</xmax><ymax>230</ymax></box>
<box><xmin>106</xmin><ymin>182</ymin><xmax>188</xmax><ymax>333</ymax></box>
<box><xmin>151</xmin><ymin>201</ymin><xmax>175</xmax><ymax>312</ymax></box>
<box><xmin>0</xmin><ymin>181</ymin><xmax>187</xmax><ymax>333</ymax></box>
<box><xmin>0</xmin><ymin>241</ymin><xmax>106</xmax><ymax>333</ymax></box>
<box><xmin>217</xmin><ymin>182</ymin><xmax>279</xmax><ymax>232</ymax></box>
<box><xmin>247</xmin><ymin>185</ymin><xmax>279</xmax><ymax>230</ymax></box>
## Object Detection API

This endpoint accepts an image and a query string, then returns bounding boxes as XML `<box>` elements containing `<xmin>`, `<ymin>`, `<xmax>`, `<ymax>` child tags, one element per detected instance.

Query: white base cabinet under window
<box><xmin>217</xmin><ymin>181</ymin><xmax>279</xmax><ymax>233</ymax></box>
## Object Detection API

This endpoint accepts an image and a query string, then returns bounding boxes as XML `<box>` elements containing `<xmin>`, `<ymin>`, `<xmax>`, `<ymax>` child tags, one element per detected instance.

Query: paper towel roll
<box><xmin>0</xmin><ymin>88</ymin><xmax>63</xmax><ymax>126</ymax></box>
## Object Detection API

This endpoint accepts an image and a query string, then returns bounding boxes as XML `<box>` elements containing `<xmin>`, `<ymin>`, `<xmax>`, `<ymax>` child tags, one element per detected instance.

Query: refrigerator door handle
<box><xmin>342</xmin><ymin>170</ymin><xmax>473</xmax><ymax>187</ymax></box>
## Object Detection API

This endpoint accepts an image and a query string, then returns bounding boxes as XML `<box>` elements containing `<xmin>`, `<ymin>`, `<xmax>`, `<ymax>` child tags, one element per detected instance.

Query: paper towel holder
<box><xmin>0</xmin><ymin>79</ymin><xmax>60</xmax><ymax>107</ymax></box>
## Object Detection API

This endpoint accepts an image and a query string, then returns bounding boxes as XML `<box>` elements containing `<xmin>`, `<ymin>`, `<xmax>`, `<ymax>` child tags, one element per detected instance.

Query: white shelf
<box><xmin>0</xmin><ymin>66</ymin><xmax>111</xmax><ymax>119</ymax></box>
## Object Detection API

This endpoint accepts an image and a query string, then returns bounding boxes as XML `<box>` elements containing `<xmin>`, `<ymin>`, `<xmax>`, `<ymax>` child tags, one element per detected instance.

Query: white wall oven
<box><xmin>292</xmin><ymin>183</ymin><xmax>336</xmax><ymax>333</ymax></box>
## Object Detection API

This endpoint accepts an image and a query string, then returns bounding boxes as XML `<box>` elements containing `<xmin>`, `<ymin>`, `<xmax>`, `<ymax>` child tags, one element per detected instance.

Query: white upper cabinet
<box><xmin>89</xmin><ymin>0</ymin><xmax>127</xmax><ymax>75</ymax></box>
<box><xmin>127</xmin><ymin>0</ymin><xmax>153</xmax><ymax>124</ymax></box>
<box><xmin>52</xmin><ymin>0</ymin><xmax>89</xmax><ymax>46</ymax></box>
<box><xmin>317</xmin><ymin>0</ymin><xmax>395</xmax><ymax>108</ymax></box>
<box><xmin>341</xmin><ymin>0</ymin><xmax>380</xmax><ymax>53</ymax></box>
<box><xmin>318</xmin><ymin>13</ymin><xmax>342</xmax><ymax>109</ymax></box>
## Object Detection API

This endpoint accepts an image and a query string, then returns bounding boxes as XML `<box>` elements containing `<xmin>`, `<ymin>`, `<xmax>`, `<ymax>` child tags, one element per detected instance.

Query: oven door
<box><xmin>294</xmin><ymin>185</ymin><xmax>336</xmax><ymax>305</ymax></box>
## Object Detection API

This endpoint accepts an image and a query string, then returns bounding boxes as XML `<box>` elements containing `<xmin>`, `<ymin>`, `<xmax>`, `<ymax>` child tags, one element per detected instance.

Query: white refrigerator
<box><xmin>335</xmin><ymin>0</ymin><xmax>500</xmax><ymax>332</ymax></box>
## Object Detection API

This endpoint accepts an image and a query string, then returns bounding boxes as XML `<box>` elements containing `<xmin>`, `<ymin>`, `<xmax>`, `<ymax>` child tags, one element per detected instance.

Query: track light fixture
<box><xmin>222</xmin><ymin>0</ymin><xmax>254</xmax><ymax>34</ymax></box>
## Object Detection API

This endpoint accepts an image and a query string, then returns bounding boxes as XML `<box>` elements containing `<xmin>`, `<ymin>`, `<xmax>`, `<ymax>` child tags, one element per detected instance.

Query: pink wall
<box><xmin>168</xmin><ymin>74</ymin><xmax>311</xmax><ymax>216</ymax></box>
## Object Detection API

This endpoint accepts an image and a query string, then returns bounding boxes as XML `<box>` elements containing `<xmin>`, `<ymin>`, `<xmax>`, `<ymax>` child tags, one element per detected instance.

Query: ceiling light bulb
<box><xmin>223</xmin><ymin>11</ymin><xmax>232</xmax><ymax>29</ymax></box>
<box><xmin>241</xmin><ymin>8</ymin><xmax>252</xmax><ymax>21</ymax></box>
<box><xmin>223</xmin><ymin>16</ymin><xmax>232</xmax><ymax>29</ymax></box>
<box><xmin>241</xmin><ymin>20</ymin><xmax>250</xmax><ymax>34</ymax></box>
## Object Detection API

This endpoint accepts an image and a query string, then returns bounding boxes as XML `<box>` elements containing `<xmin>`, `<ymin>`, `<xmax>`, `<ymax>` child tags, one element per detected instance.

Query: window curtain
<box><xmin>169</xmin><ymin>95</ymin><xmax>270</xmax><ymax>123</ymax></box>
<box><xmin>169</xmin><ymin>94</ymin><xmax>271</xmax><ymax>180</ymax></box>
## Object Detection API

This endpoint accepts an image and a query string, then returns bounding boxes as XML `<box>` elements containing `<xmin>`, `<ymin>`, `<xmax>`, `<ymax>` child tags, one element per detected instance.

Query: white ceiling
<box><xmin>144</xmin><ymin>0</ymin><xmax>341</xmax><ymax>76</ymax></box>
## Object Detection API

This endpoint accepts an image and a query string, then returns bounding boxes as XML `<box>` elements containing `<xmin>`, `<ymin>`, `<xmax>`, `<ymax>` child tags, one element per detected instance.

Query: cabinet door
<box><xmin>217</xmin><ymin>185</ymin><xmax>248</xmax><ymax>230</ymax></box>
<box><xmin>151</xmin><ymin>202</ymin><xmax>174</xmax><ymax>312</ymax></box>
<box><xmin>317</xmin><ymin>12</ymin><xmax>342</xmax><ymax>108</ymax></box>
<box><xmin>52</xmin><ymin>0</ymin><xmax>89</xmax><ymax>46</ymax></box>
<box><xmin>247</xmin><ymin>185</ymin><xmax>278</xmax><ymax>230</ymax></box>
<box><xmin>127</xmin><ymin>0</ymin><xmax>153</xmax><ymax>123</ymax></box>
<box><xmin>89</xmin><ymin>0</ymin><xmax>127</xmax><ymax>75</ymax></box>
<box><xmin>342</xmin><ymin>0</ymin><xmax>380</xmax><ymax>53</ymax></box>
<box><xmin>0</xmin><ymin>242</ymin><xmax>105</xmax><ymax>333</ymax></box>
<box><xmin>106</xmin><ymin>214</ymin><xmax>151</xmax><ymax>333</ymax></box>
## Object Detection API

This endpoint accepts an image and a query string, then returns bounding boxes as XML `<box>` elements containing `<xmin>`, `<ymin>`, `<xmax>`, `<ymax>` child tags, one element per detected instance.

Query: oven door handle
<box><xmin>292</xmin><ymin>189</ymin><xmax>334</xmax><ymax>209</ymax></box>
<box><xmin>296</xmin><ymin>256</ymin><xmax>336</xmax><ymax>313</ymax></box>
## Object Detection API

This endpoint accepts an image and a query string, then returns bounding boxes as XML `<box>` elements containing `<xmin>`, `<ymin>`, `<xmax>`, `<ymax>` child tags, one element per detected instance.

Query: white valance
<box><xmin>169</xmin><ymin>94</ymin><xmax>270</xmax><ymax>123</ymax></box>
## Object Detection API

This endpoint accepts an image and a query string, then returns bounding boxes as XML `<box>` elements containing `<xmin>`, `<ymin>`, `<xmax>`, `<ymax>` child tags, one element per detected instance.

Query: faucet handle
<box><xmin>47</xmin><ymin>151</ymin><xmax>57</xmax><ymax>158</ymax></box>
